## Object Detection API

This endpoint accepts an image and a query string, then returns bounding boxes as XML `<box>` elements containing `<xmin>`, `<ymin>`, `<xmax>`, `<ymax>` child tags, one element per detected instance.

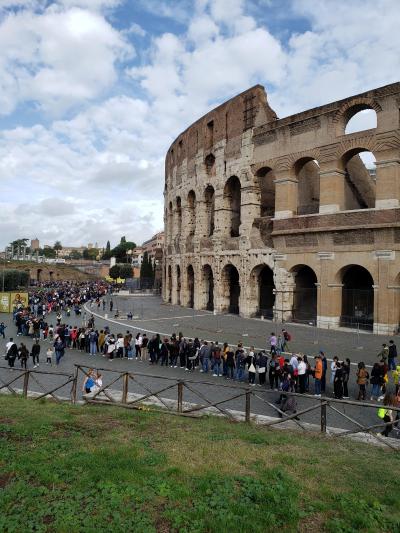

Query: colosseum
<box><xmin>163</xmin><ymin>82</ymin><xmax>400</xmax><ymax>335</ymax></box>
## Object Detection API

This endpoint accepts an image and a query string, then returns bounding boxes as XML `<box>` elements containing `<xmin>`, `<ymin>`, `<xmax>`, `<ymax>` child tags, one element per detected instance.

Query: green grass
<box><xmin>0</xmin><ymin>396</ymin><xmax>399</xmax><ymax>533</ymax></box>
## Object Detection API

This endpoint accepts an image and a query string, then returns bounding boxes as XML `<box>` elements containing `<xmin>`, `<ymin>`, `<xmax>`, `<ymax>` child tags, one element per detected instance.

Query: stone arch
<box><xmin>37</xmin><ymin>269</ymin><xmax>42</xmax><ymax>282</ymax></box>
<box><xmin>176</xmin><ymin>196</ymin><xmax>182</xmax><ymax>236</ymax></box>
<box><xmin>340</xmin><ymin>148</ymin><xmax>376</xmax><ymax>209</ymax></box>
<box><xmin>256</xmin><ymin>167</ymin><xmax>275</xmax><ymax>217</ymax></box>
<box><xmin>336</xmin><ymin>264</ymin><xmax>374</xmax><ymax>330</ymax></box>
<box><xmin>205</xmin><ymin>153</ymin><xmax>216</xmax><ymax>176</ymax></box>
<box><xmin>186</xmin><ymin>190</ymin><xmax>196</xmax><ymax>251</ymax></box>
<box><xmin>204</xmin><ymin>185</ymin><xmax>215</xmax><ymax>237</ymax></box>
<box><xmin>345</xmin><ymin>109</ymin><xmax>377</xmax><ymax>134</ymax></box>
<box><xmin>220</xmin><ymin>263</ymin><xmax>240</xmax><ymax>314</ymax></box>
<box><xmin>249</xmin><ymin>264</ymin><xmax>275</xmax><ymax>318</ymax></box>
<box><xmin>290</xmin><ymin>264</ymin><xmax>318</xmax><ymax>323</ymax></box>
<box><xmin>333</xmin><ymin>98</ymin><xmax>382</xmax><ymax>136</ymax></box>
<box><xmin>176</xmin><ymin>265</ymin><xmax>181</xmax><ymax>305</ymax></box>
<box><xmin>294</xmin><ymin>157</ymin><xmax>320</xmax><ymax>215</ymax></box>
<box><xmin>223</xmin><ymin>176</ymin><xmax>241</xmax><ymax>237</ymax></box>
<box><xmin>187</xmin><ymin>264</ymin><xmax>195</xmax><ymax>308</ymax></box>
<box><xmin>167</xmin><ymin>265</ymin><xmax>172</xmax><ymax>303</ymax></box>
<box><xmin>49</xmin><ymin>271</ymin><xmax>54</xmax><ymax>282</ymax></box>
<box><xmin>201</xmin><ymin>264</ymin><xmax>214</xmax><ymax>311</ymax></box>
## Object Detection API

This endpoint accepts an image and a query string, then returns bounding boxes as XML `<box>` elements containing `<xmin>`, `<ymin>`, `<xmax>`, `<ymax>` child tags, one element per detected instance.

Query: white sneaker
<box><xmin>174</xmin><ymin>365</ymin><xmax>177</xmax><ymax>368</ymax></box>
<box><xmin>199</xmin><ymin>369</ymin><xmax>204</xmax><ymax>373</ymax></box>
<box><xmin>378</xmin><ymin>395</ymin><xmax>384</xmax><ymax>401</ymax></box>
<box><xmin>213</xmin><ymin>374</ymin><xmax>217</xmax><ymax>377</ymax></box>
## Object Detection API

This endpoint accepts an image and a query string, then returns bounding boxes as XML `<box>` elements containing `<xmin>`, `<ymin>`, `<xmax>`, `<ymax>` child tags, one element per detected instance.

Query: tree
<box><xmin>83</xmin><ymin>248</ymin><xmax>99</xmax><ymax>260</ymax></box>
<box><xmin>119</xmin><ymin>264</ymin><xmax>133</xmax><ymax>279</ymax></box>
<box><xmin>109</xmin><ymin>264</ymin><xmax>121</xmax><ymax>280</ymax></box>
<box><xmin>140</xmin><ymin>252</ymin><xmax>154</xmax><ymax>280</ymax></box>
<box><xmin>41</xmin><ymin>247</ymin><xmax>56</xmax><ymax>259</ymax></box>
<box><xmin>110</xmin><ymin>239</ymin><xmax>136</xmax><ymax>263</ymax></box>
<box><xmin>102</xmin><ymin>240</ymin><xmax>112</xmax><ymax>260</ymax></box>
<box><xmin>53</xmin><ymin>241</ymin><xmax>62</xmax><ymax>258</ymax></box>
<box><xmin>69</xmin><ymin>250</ymin><xmax>83</xmax><ymax>260</ymax></box>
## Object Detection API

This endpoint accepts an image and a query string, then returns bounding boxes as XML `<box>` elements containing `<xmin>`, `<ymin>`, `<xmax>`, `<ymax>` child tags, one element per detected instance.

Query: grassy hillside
<box><xmin>0</xmin><ymin>396</ymin><xmax>399</xmax><ymax>533</ymax></box>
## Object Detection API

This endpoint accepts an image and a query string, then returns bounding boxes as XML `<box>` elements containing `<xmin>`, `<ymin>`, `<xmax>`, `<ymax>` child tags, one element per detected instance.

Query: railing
<box><xmin>1</xmin><ymin>364</ymin><xmax>399</xmax><ymax>450</ymax></box>
<box><xmin>0</xmin><ymin>366</ymin><xmax>75</xmax><ymax>403</ymax></box>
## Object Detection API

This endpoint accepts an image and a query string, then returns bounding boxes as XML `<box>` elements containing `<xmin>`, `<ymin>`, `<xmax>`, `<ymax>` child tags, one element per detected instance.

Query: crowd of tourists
<box><xmin>2</xmin><ymin>280</ymin><xmax>400</xmax><ymax>437</ymax></box>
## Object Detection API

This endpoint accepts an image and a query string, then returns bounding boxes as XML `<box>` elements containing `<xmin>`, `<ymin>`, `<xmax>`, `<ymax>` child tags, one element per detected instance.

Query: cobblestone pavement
<box><xmin>0</xmin><ymin>299</ymin><xmax>398</xmax><ymax>436</ymax></box>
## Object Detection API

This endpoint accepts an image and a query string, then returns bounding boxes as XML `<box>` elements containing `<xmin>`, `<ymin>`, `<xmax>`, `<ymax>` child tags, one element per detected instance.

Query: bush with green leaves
<box><xmin>1</xmin><ymin>269</ymin><xmax>29</xmax><ymax>290</ymax></box>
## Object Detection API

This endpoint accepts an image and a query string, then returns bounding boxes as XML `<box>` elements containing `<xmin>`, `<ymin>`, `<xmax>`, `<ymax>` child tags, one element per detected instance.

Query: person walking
<box><xmin>18</xmin><ymin>343</ymin><xmax>29</xmax><ymax>369</ymax></box>
<box><xmin>370</xmin><ymin>362</ymin><xmax>382</xmax><ymax>401</ymax></box>
<box><xmin>225</xmin><ymin>346</ymin><xmax>236</xmax><ymax>380</ymax></box>
<box><xmin>0</xmin><ymin>322</ymin><xmax>6</xmax><ymax>339</ymax></box>
<box><xmin>31</xmin><ymin>339</ymin><xmax>40</xmax><ymax>368</ymax></box>
<box><xmin>269</xmin><ymin>332</ymin><xmax>277</xmax><ymax>355</ymax></box>
<box><xmin>54</xmin><ymin>337</ymin><xmax>65</xmax><ymax>365</ymax></box>
<box><xmin>269</xmin><ymin>354</ymin><xmax>279</xmax><ymax>390</ymax></box>
<box><xmin>6</xmin><ymin>339</ymin><xmax>18</xmax><ymax>368</ymax></box>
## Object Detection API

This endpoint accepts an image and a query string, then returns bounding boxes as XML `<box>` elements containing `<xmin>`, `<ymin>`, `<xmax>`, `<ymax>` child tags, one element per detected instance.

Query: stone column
<box><xmin>319</xmin><ymin>163</ymin><xmax>346</xmax><ymax>214</ymax></box>
<box><xmin>319</xmin><ymin>283</ymin><xmax>342</xmax><ymax>329</ymax></box>
<box><xmin>239</xmin><ymin>184</ymin><xmax>260</xmax><ymax>236</ymax></box>
<box><xmin>375</xmin><ymin>158</ymin><xmax>400</xmax><ymax>209</ymax></box>
<box><xmin>374</xmin><ymin>251</ymin><xmax>397</xmax><ymax>334</ymax></box>
<box><xmin>274</xmin><ymin>174</ymin><xmax>298</xmax><ymax>219</ymax></box>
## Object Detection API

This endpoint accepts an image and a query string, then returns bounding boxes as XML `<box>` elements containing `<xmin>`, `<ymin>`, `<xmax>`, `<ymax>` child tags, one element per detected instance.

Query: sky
<box><xmin>0</xmin><ymin>0</ymin><xmax>399</xmax><ymax>250</ymax></box>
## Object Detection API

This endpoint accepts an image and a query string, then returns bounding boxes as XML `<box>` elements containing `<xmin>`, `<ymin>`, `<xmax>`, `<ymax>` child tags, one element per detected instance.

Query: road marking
<box><xmin>130</xmin><ymin>314</ymin><xmax>209</xmax><ymax>322</ymax></box>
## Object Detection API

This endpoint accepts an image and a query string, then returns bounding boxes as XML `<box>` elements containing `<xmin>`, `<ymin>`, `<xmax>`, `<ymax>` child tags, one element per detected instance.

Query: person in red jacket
<box><xmin>313</xmin><ymin>355</ymin><xmax>323</xmax><ymax>397</ymax></box>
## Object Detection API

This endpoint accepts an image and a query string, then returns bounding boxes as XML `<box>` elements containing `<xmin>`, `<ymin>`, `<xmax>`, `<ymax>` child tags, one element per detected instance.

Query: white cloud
<box><xmin>0</xmin><ymin>4</ymin><xmax>133</xmax><ymax>115</ymax></box>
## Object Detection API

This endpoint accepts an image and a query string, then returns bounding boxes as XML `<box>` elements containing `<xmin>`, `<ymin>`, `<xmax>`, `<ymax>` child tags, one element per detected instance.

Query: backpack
<box><xmin>377</xmin><ymin>408</ymin><xmax>386</xmax><ymax>419</ymax></box>
<box><xmin>284</xmin><ymin>332</ymin><xmax>292</xmax><ymax>342</ymax></box>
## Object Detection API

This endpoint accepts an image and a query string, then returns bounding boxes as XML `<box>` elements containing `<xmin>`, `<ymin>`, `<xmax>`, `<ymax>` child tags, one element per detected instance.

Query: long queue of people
<box><xmin>2</xmin><ymin>280</ymin><xmax>400</xmax><ymax>438</ymax></box>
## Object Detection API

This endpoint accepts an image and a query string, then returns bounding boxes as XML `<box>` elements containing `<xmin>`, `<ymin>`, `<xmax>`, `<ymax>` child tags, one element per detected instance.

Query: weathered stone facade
<box><xmin>163</xmin><ymin>82</ymin><xmax>400</xmax><ymax>334</ymax></box>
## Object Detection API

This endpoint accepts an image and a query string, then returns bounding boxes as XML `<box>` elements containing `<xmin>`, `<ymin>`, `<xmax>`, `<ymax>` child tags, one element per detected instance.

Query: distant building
<box><xmin>31</xmin><ymin>238</ymin><xmax>40</xmax><ymax>251</ymax></box>
<box><xmin>130</xmin><ymin>247</ymin><xmax>144</xmax><ymax>268</ymax></box>
<box><xmin>58</xmin><ymin>246</ymin><xmax>86</xmax><ymax>258</ymax></box>
<box><xmin>142</xmin><ymin>231</ymin><xmax>164</xmax><ymax>262</ymax></box>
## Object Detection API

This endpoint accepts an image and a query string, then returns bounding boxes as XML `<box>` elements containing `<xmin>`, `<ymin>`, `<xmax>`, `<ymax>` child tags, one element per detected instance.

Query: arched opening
<box><xmin>167</xmin><ymin>265</ymin><xmax>172</xmax><ymax>303</ymax></box>
<box><xmin>204</xmin><ymin>185</ymin><xmax>215</xmax><ymax>237</ymax></box>
<box><xmin>221</xmin><ymin>264</ymin><xmax>240</xmax><ymax>314</ymax></box>
<box><xmin>345</xmin><ymin>108</ymin><xmax>377</xmax><ymax>134</ymax></box>
<box><xmin>249</xmin><ymin>264</ymin><xmax>275</xmax><ymax>318</ymax></box>
<box><xmin>256</xmin><ymin>167</ymin><xmax>275</xmax><ymax>217</ymax></box>
<box><xmin>49</xmin><ymin>271</ymin><xmax>54</xmax><ymax>282</ymax></box>
<box><xmin>187</xmin><ymin>265</ymin><xmax>194</xmax><ymax>308</ymax></box>
<box><xmin>342</xmin><ymin>149</ymin><xmax>376</xmax><ymax>210</ymax></box>
<box><xmin>223</xmin><ymin>176</ymin><xmax>241</xmax><ymax>237</ymax></box>
<box><xmin>205</xmin><ymin>153</ymin><xmax>215</xmax><ymax>175</ymax></box>
<box><xmin>168</xmin><ymin>201</ymin><xmax>173</xmax><ymax>238</ymax></box>
<box><xmin>340</xmin><ymin>265</ymin><xmax>374</xmax><ymax>330</ymax></box>
<box><xmin>295</xmin><ymin>158</ymin><xmax>320</xmax><ymax>215</ymax></box>
<box><xmin>176</xmin><ymin>197</ymin><xmax>182</xmax><ymax>236</ymax></box>
<box><xmin>37</xmin><ymin>269</ymin><xmax>42</xmax><ymax>282</ymax></box>
<box><xmin>176</xmin><ymin>265</ymin><xmax>181</xmax><ymax>305</ymax></box>
<box><xmin>202</xmin><ymin>264</ymin><xmax>214</xmax><ymax>311</ymax></box>
<box><xmin>187</xmin><ymin>190</ymin><xmax>196</xmax><ymax>236</ymax></box>
<box><xmin>291</xmin><ymin>265</ymin><xmax>317</xmax><ymax>323</ymax></box>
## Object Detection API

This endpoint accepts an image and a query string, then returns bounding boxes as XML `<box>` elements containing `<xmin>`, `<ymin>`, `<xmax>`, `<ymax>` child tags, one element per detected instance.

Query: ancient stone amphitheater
<box><xmin>163</xmin><ymin>82</ymin><xmax>400</xmax><ymax>334</ymax></box>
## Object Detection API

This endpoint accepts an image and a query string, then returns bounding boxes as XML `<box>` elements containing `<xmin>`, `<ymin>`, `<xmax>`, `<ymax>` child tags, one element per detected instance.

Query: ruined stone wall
<box><xmin>164</xmin><ymin>82</ymin><xmax>400</xmax><ymax>334</ymax></box>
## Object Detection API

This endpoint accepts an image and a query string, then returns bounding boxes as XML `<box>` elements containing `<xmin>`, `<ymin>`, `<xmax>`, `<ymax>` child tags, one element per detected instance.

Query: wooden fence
<box><xmin>0</xmin><ymin>364</ymin><xmax>399</xmax><ymax>450</ymax></box>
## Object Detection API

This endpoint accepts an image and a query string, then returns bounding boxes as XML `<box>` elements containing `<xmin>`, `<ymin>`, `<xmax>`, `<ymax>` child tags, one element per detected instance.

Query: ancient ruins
<box><xmin>163</xmin><ymin>82</ymin><xmax>400</xmax><ymax>334</ymax></box>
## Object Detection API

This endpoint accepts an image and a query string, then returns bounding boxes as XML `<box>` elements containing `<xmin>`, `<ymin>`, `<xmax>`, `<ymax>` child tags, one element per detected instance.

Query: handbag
<box><xmin>249</xmin><ymin>363</ymin><xmax>256</xmax><ymax>373</ymax></box>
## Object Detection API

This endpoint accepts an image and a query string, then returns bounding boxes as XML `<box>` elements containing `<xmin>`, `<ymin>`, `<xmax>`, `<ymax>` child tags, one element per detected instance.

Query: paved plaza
<box><xmin>0</xmin><ymin>296</ymin><xmax>398</xmax><ymax>436</ymax></box>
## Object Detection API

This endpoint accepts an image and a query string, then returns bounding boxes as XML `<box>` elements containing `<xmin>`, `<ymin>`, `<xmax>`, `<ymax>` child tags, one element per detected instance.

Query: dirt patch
<box><xmin>298</xmin><ymin>512</ymin><xmax>327</xmax><ymax>533</ymax></box>
<box><xmin>0</xmin><ymin>472</ymin><xmax>15</xmax><ymax>488</ymax></box>
<box><xmin>0</xmin><ymin>418</ymin><xmax>15</xmax><ymax>424</ymax></box>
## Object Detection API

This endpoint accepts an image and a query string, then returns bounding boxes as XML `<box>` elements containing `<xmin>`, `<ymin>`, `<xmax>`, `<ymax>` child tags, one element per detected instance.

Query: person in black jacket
<box><xmin>31</xmin><ymin>339</ymin><xmax>41</xmax><ymax>368</ymax></box>
<box><xmin>388</xmin><ymin>340</ymin><xmax>397</xmax><ymax>371</ymax></box>
<box><xmin>6</xmin><ymin>340</ymin><xmax>18</xmax><ymax>368</ymax></box>
<box><xmin>333</xmin><ymin>362</ymin><xmax>344</xmax><ymax>399</ymax></box>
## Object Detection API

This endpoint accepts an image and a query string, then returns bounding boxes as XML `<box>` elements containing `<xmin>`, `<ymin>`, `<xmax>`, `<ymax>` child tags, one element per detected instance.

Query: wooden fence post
<box><xmin>122</xmin><ymin>373</ymin><xmax>129</xmax><ymax>404</ymax></box>
<box><xmin>71</xmin><ymin>366</ymin><xmax>79</xmax><ymax>404</ymax></box>
<box><xmin>321</xmin><ymin>401</ymin><xmax>327</xmax><ymax>433</ymax></box>
<box><xmin>245</xmin><ymin>389</ymin><xmax>251</xmax><ymax>423</ymax></box>
<box><xmin>23</xmin><ymin>371</ymin><xmax>29</xmax><ymax>398</ymax></box>
<box><xmin>177</xmin><ymin>381</ymin><xmax>183</xmax><ymax>413</ymax></box>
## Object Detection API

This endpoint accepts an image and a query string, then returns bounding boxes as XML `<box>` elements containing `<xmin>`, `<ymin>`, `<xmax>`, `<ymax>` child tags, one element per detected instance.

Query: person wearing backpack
<box><xmin>246</xmin><ymin>347</ymin><xmax>256</xmax><ymax>385</ymax></box>
<box><xmin>378</xmin><ymin>393</ymin><xmax>396</xmax><ymax>437</ymax></box>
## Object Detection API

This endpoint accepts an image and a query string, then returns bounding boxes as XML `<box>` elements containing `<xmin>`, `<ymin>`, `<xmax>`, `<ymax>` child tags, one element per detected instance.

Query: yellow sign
<box><xmin>105</xmin><ymin>276</ymin><xmax>125</xmax><ymax>284</ymax></box>
<box><xmin>10</xmin><ymin>292</ymin><xmax>29</xmax><ymax>309</ymax></box>
<box><xmin>0</xmin><ymin>293</ymin><xmax>10</xmax><ymax>313</ymax></box>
